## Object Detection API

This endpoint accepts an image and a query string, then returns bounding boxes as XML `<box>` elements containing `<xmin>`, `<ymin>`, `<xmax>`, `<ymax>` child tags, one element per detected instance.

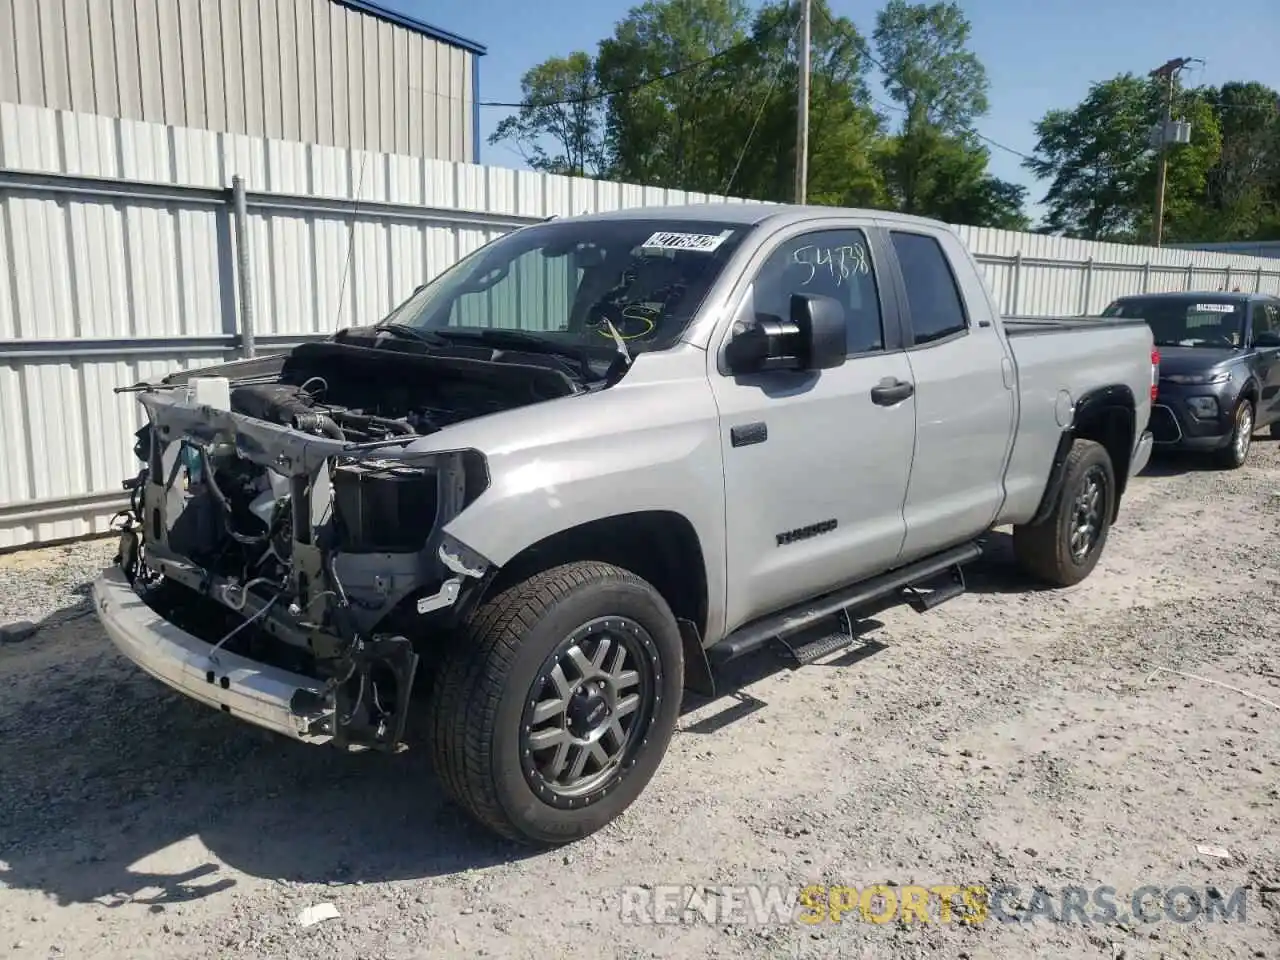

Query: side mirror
<box><xmin>725</xmin><ymin>293</ymin><xmax>847</xmax><ymax>374</ymax></box>
<box><xmin>1254</xmin><ymin>331</ymin><xmax>1280</xmax><ymax>348</ymax></box>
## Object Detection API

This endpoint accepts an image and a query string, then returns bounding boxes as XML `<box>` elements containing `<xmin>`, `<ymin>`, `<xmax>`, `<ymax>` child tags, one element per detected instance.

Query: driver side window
<box><xmin>751</xmin><ymin>228</ymin><xmax>885</xmax><ymax>355</ymax></box>
<box><xmin>1253</xmin><ymin>301</ymin><xmax>1278</xmax><ymax>341</ymax></box>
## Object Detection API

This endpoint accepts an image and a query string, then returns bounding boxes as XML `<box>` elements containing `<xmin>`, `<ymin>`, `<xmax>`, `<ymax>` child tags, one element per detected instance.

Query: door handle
<box><xmin>870</xmin><ymin>379</ymin><xmax>915</xmax><ymax>406</ymax></box>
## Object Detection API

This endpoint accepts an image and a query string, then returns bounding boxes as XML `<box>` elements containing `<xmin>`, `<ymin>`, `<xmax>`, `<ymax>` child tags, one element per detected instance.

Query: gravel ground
<box><xmin>1</xmin><ymin>441</ymin><xmax>1278</xmax><ymax>960</ymax></box>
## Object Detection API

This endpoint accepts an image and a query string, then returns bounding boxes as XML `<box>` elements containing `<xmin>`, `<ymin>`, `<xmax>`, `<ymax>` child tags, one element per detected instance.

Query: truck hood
<box><xmin>135</xmin><ymin>339</ymin><xmax>698</xmax><ymax>481</ymax></box>
<box><xmin>134</xmin><ymin>326</ymin><xmax>628</xmax><ymax>478</ymax></box>
<box><xmin>1155</xmin><ymin>345</ymin><xmax>1242</xmax><ymax>377</ymax></box>
<box><xmin>160</xmin><ymin>326</ymin><xmax>594</xmax><ymax>395</ymax></box>
<box><xmin>141</xmin><ymin>326</ymin><xmax>610</xmax><ymax>453</ymax></box>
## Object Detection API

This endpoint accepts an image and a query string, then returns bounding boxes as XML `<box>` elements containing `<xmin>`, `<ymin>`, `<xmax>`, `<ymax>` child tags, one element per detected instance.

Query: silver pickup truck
<box><xmin>93</xmin><ymin>204</ymin><xmax>1155</xmax><ymax>845</ymax></box>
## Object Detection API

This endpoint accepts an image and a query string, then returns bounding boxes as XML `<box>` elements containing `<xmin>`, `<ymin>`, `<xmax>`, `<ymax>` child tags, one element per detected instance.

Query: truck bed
<box><xmin>996</xmin><ymin>313</ymin><xmax>1155</xmax><ymax>527</ymax></box>
<box><xmin>1003</xmin><ymin>315</ymin><xmax>1149</xmax><ymax>336</ymax></box>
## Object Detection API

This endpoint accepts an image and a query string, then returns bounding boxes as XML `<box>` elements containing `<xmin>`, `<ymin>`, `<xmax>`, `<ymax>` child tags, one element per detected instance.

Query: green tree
<box><xmin>590</xmin><ymin>0</ymin><xmax>884</xmax><ymax>203</ymax></box>
<box><xmin>1024</xmin><ymin>75</ymin><xmax>1151</xmax><ymax>239</ymax></box>
<box><xmin>875</xmin><ymin>126</ymin><xmax>1028</xmax><ymax>228</ymax></box>
<box><xmin>488</xmin><ymin>53</ymin><xmax>607</xmax><ymax>177</ymax></box>
<box><xmin>1026</xmin><ymin>73</ymin><xmax>1224</xmax><ymax>242</ymax></box>
<box><xmin>870</xmin><ymin>0</ymin><xmax>1023</xmax><ymax>226</ymax></box>
<box><xmin>1199</xmin><ymin>82</ymin><xmax>1280</xmax><ymax>240</ymax></box>
<box><xmin>484</xmin><ymin>0</ymin><xmax>1029</xmax><ymax>228</ymax></box>
<box><xmin>872</xmin><ymin>0</ymin><xmax>987</xmax><ymax>134</ymax></box>
<box><xmin>717</xmin><ymin>0</ymin><xmax>887</xmax><ymax>205</ymax></box>
<box><xmin>1148</xmin><ymin>89</ymin><xmax>1222</xmax><ymax>243</ymax></box>
<box><xmin>594</xmin><ymin>0</ymin><xmax>753</xmax><ymax>190</ymax></box>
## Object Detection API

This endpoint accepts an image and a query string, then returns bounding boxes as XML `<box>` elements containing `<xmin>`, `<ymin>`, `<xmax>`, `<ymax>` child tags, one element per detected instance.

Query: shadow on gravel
<box><xmin>1137</xmin><ymin>436</ymin><xmax>1280</xmax><ymax>476</ymax></box>
<box><xmin>679</xmin><ymin>620</ymin><xmax>890</xmax><ymax>735</ymax></box>
<box><xmin>0</xmin><ymin>595</ymin><xmax>540</xmax><ymax>910</ymax></box>
<box><xmin>1138</xmin><ymin>451</ymin><xmax>1223</xmax><ymax>477</ymax></box>
<box><xmin>0</xmin><ymin>532</ymin><xmax>1056</xmax><ymax>909</ymax></box>
<box><xmin>0</xmin><ymin>587</ymin><xmax>895</xmax><ymax>909</ymax></box>
<box><xmin>926</xmin><ymin>531</ymin><xmax>1049</xmax><ymax>597</ymax></box>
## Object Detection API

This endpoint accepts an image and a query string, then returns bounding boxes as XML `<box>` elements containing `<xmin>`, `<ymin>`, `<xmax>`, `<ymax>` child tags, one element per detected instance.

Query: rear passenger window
<box><xmin>890</xmin><ymin>232</ymin><xmax>968</xmax><ymax>345</ymax></box>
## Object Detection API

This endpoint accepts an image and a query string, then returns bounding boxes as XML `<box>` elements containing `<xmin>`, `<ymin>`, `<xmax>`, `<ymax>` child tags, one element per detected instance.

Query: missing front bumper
<box><xmin>93</xmin><ymin>566</ymin><xmax>334</xmax><ymax>744</ymax></box>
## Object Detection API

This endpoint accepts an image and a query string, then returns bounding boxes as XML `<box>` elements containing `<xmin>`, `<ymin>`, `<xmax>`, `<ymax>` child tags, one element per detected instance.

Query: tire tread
<box><xmin>1013</xmin><ymin>438</ymin><xmax>1114</xmax><ymax>587</ymax></box>
<box><xmin>1212</xmin><ymin>399</ymin><xmax>1253</xmax><ymax>469</ymax></box>
<box><xmin>427</xmin><ymin>561</ymin><xmax>648</xmax><ymax>843</ymax></box>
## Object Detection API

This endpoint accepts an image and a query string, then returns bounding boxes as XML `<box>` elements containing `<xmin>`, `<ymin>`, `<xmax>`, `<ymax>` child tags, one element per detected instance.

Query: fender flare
<box><xmin>1028</xmin><ymin>385</ymin><xmax>1136</xmax><ymax>527</ymax></box>
<box><xmin>1235</xmin><ymin>374</ymin><xmax>1261</xmax><ymax>410</ymax></box>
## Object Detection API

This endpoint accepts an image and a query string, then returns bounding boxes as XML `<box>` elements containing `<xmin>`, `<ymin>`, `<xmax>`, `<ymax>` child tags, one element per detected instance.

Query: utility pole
<box><xmin>1149</xmin><ymin>56</ymin><xmax>1198</xmax><ymax>247</ymax></box>
<box><xmin>794</xmin><ymin>0</ymin><xmax>811</xmax><ymax>204</ymax></box>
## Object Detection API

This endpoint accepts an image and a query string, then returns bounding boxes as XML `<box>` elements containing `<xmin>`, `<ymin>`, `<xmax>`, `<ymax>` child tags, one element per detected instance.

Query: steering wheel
<box><xmin>585</xmin><ymin>301</ymin><xmax>657</xmax><ymax>341</ymax></box>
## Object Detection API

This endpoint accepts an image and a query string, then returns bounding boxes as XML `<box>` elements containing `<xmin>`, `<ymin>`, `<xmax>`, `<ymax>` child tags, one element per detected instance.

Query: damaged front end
<box><xmin>110</xmin><ymin>372</ymin><xmax>501</xmax><ymax>753</ymax></box>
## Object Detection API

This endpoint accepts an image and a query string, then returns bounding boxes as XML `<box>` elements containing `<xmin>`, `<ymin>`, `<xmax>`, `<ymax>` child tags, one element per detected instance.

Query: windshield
<box><xmin>378</xmin><ymin>218</ymin><xmax>750</xmax><ymax>354</ymax></box>
<box><xmin>1101</xmin><ymin>296</ymin><xmax>1246</xmax><ymax>348</ymax></box>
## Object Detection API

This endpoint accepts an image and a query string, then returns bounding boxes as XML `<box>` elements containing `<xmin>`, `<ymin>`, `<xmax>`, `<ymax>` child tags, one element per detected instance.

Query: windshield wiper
<box><xmin>434</xmin><ymin>328</ymin><xmax>598</xmax><ymax>371</ymax></box>
<box><xmin>435</xmin><ymin>328</ymin><xmax>557</xmax><ymax>349</ymax></box>
<box><xmin>372</xmin><ymin>322</ymin><xmax>450</xmax><ymax>347</ymax></box>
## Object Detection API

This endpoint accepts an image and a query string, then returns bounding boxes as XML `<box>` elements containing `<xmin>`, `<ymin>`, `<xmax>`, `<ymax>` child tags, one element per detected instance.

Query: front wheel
<box><xmin>1214</xmin><ymin>400</ymin><xmax>1253</xmax><ymax>469</ymax></box>
<box><xmin>426</xmin><ymin>561</ymin><xmax>683</xmax><ymax>845</ymax></box>
<box><xmin>1013</xmin><ymin>438</ymin><xmax>1115</xmax><ymax>588</ymax></box>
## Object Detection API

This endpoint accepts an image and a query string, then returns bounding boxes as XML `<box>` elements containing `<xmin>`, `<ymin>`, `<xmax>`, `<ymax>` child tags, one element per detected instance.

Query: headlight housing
<box><xmin>1163</xmin><ymin>370</ymin><xmax>1230</xmax><ymax>385</ymax></box>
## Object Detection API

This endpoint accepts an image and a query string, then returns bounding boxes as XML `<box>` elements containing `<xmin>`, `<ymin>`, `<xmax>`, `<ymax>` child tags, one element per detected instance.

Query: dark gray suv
<box><xmin>1102</xmin><ymin>292</ymin><xmax>1280</xmax><ymax>468</ymax></box>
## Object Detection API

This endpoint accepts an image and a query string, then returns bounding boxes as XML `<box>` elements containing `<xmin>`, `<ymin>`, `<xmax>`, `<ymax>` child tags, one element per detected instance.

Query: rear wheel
<box><xmin>426</xmin><ymin>561</ymin><xmax>683</xmax><ymax>845</ymax></box>
<box><xmin>1214</xmin><ymin>400</ymin><xmax>1253</xmax><ymax>469</ymax></box>
<box><xmin>1013</xmin><ymin>439</ymin><xmax>1115</xmax><ymax>587</ymax></box>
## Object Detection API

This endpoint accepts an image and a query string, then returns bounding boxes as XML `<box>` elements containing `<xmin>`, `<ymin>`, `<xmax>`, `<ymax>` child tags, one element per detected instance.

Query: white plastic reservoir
<box><xmin>184</xmin><ymin>376</ymin><xmax>232</xmax><ymax>411</ymax></box>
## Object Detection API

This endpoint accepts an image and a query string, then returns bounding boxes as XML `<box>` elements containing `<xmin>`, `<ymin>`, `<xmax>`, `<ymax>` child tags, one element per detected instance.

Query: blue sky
<box><xmin>399</xmin><ymin>0</ymin><xmax>1280</xmax><ymax>222</ymax></box>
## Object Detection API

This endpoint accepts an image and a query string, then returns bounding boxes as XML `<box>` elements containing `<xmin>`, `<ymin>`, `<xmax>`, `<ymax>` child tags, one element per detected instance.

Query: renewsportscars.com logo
<box><xmin>618</xmin><ymin>884</ymin><xmax>1250</xmax><ymax>926</ymax></box>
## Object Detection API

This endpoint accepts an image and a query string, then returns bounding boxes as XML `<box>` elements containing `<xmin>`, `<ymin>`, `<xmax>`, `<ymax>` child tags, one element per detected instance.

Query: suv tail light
<box><xmin>1151</xmin><ymin>348</ymin><xmax>1160</xmax><ymax>401</ymax></box>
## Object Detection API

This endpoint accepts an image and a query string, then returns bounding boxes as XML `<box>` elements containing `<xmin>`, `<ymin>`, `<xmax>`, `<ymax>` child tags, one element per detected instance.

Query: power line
<box><xmin>811</xmin><ymin>3</ymin><xmax>1038</xmax><ymax>163</ymax></box>
<box><xmin>477</xmin><ymin>21</ymin><xmax>788</xmax><ymax>109</ymax></box>
<box><xmin>971</xmin><ymin>131</ymin><xmax>1036</xmax><ymax>163</ymax></box>
<box><xmin>479</xmin><ymin>4</ymin><xmax>1267</xmax><ymax>161</ymax></box>
<box><xmin>722</xmin><ymin>19</ymin><xmax>803</xmax><ymax>196</ymax></box>
<box><xmin>865</xmin><ymin>89</ymin><xmax>1036</xmax><ymax>162</ymax></box>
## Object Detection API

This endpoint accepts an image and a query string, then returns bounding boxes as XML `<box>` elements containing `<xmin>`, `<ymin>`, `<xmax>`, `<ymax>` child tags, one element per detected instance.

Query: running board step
<box><xmin>777</xmin><ymin>625</ymin><xmax>855</xmax><ymax>666</ymax></box>
<box><xmin>901</xmin><ymin>563</ymin><xmax>967</xmax><ymax>613</ymax></box>
<box><xmin>707</xmin><ymin>541</ymin><xmax>983</xmax><ymax>667</ymax></box>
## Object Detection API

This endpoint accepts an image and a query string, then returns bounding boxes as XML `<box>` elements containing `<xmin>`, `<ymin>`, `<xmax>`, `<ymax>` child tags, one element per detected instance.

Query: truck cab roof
<box><xmin>565</xmin><ymin>202</ymin><xmax>953</xmax><ymax>232</ymax></box>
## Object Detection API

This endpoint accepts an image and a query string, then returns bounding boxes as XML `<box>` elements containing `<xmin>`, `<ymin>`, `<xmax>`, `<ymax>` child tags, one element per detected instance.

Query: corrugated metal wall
<box><xmin>2</xmin><ymin>102</ymin><xmax>1280</xmax><ymax>549</ymax></box>
<box><xmin>0</xmin><ymin>0</ymin><xmax>477</xmax><ymax>162</ymax></box>
<box><xmin>954</xmin><ymin>225</ymin><xmax>1280</xmax><ymax>318</ymax></box>
<box><xmin>1169</xmin><ymin>241</ymin><xmax>1280</xmax><ymax>260</ymax></box>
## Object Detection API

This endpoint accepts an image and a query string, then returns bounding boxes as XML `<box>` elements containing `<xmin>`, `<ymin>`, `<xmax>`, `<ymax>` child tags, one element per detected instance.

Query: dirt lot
<box><xmin>1</xmin><ymin>442</ymin><xmax>1278</xmax><ymax>960</ymax></box>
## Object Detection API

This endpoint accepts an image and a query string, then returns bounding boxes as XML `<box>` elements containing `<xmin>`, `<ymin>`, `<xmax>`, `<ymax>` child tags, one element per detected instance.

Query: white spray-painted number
<box><xmin>791</xmin><ymin>243</ymin><xmax>871</xmax><ymax>287</ymax></box>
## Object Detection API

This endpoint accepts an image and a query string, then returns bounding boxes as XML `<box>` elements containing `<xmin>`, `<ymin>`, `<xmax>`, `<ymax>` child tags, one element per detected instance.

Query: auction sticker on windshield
<box><xmin>641</xmin><ymin>230</ymin><xmax>734</xmax><ymax>253</ymax></box>
<box><xmin>1192</xmin><ymin>303</ymin><xmax>1236</xmax><ymax>313</ymax></box>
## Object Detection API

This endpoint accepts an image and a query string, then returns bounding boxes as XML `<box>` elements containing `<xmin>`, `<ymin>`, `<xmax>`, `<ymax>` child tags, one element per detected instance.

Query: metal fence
<box><xmin>2</xmin><ymin>101</ymin><xmax>1280</xmax><ymax>549</ymax></box>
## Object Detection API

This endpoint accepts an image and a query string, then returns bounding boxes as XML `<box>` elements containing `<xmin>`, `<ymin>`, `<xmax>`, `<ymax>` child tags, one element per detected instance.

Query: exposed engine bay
<box><xmin>214</xmin><ymin>335</ymin><xmax>586</xmax><ymax>443</ymax></box>
<box><xmin>113</xmin><ymin>334</ymin><xmax>583</xmax><ymax>752</ymax></box>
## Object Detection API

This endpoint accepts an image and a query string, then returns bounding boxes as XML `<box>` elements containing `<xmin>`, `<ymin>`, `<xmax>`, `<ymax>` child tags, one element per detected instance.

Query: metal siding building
<box><xmin>0</xmin><ymin>0</ymin><xmax>484</xmax><ymax>162</ymax></box>
<box><xmin>1168</xmin><ymin>241</ymin><xmax>1280</xmax><ymax>261</ymax></box>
